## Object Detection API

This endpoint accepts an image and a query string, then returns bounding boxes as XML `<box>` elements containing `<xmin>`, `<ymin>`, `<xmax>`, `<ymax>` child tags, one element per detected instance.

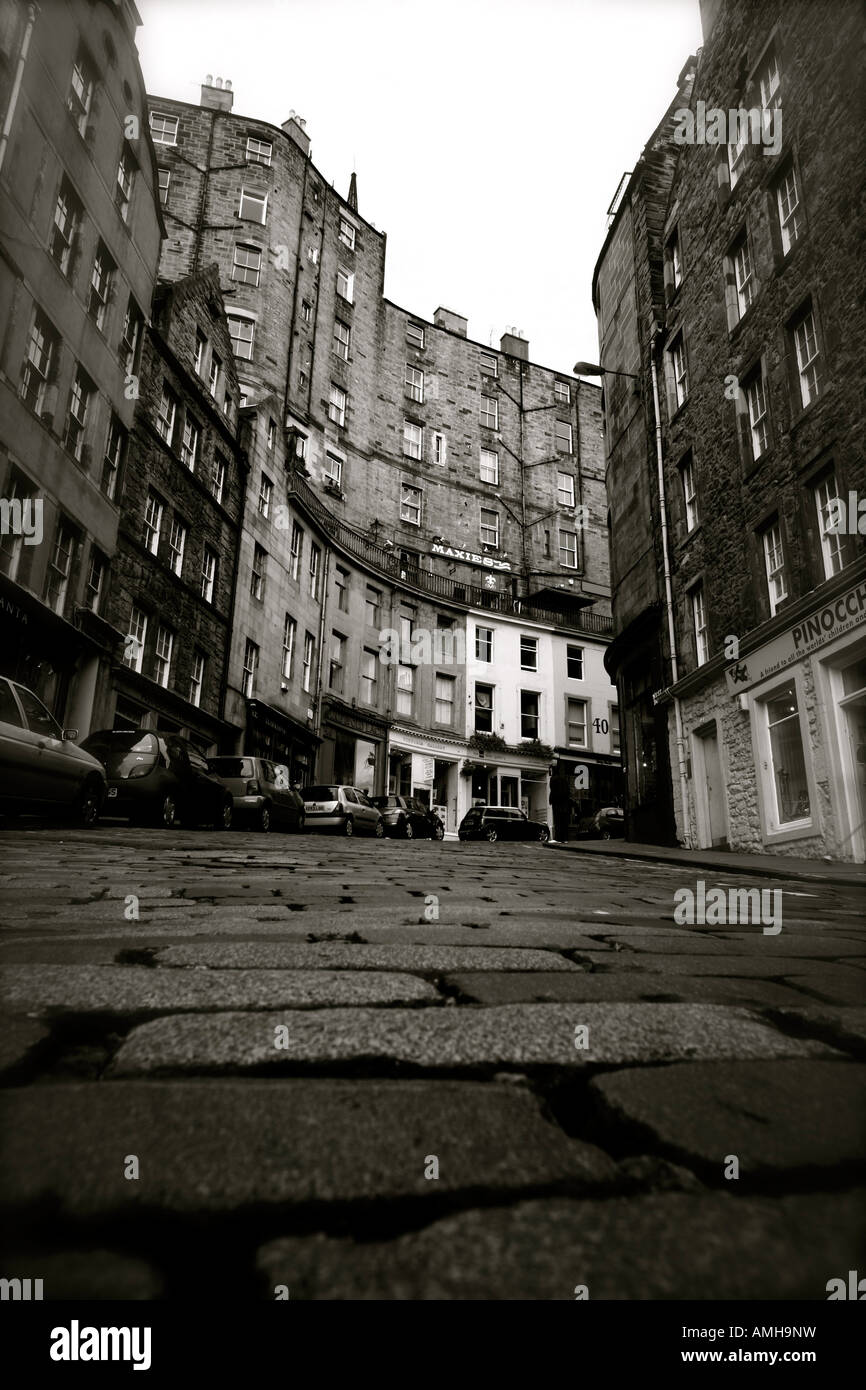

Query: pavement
<box><xmin>0</xmin><ymin>821</ymin><xmax>864</xmax><ymax>1301</ymax></box>
<box><xmin>553</xmin><ymin>835</ymin><xmax>866</xmax><ymax>887</ymax></box>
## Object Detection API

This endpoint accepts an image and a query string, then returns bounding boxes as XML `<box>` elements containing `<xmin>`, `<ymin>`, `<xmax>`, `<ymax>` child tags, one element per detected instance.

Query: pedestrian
<box><xmin>548</xmin><ymin>764</ymin><xmax>572</xmax><ymax>842</ymax></box>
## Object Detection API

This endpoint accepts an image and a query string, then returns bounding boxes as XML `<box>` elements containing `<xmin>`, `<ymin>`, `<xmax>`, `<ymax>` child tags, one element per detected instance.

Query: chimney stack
<box><xmin>201</xmin><ymin>75</ymin><xmax>234</xmax><ymax>111</ymax></box>
<box><xmin>500</xmin><ymin>328</ymin><xmax>529</xmax><ymax>360</ymax></box>
<box><xmin>282</xmin><ymin>111</ymin><xmax>311</xmax><ymax>157</ymax></box>
<box><xmin>433</xmin><ymin>307</ymin><xmax>468</xmax><ymax>338</ymax></box>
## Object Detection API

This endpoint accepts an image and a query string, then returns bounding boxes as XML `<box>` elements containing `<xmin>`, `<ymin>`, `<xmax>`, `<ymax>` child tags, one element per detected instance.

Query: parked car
<box><xmin>301</xmin><ymin>784</ymin><xmax>384</xmax><ymax>837</ymax></box>
<box><xmin>207</xmin><ymin>756</ymin><xmax>305</xmax><ymax>832</ymax></box>
<box><xmin>576</xmin><ymin>806</ymin><xmax>625</xmax><ymax>840</ymax></box>
<box><xmin>0</xmin><ymin>676</ymin><xmax>106</xmax><ymax>827</ymax></box>
<box><xmin>369</xmin><ymin>794</ymin><xmax>445</xmax><ymax>840</ymax></box>
<box><xmin>82</xmin><ymin>729</ymin><xmax>232</xmax><ymax>830</ymax></box>
<box><xmin>458</xmin><ymin>805</ymin><xmax>551</xmax><ymax>844</ymax></box>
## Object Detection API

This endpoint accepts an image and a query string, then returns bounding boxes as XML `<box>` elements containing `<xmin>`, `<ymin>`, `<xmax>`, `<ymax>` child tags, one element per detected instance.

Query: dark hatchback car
<box><xmin>458</xmin><ymin>805</ymin><xmax>551</xmax><ymax>844</ymax></box>
<box><xmin>82</xmin><ymin>730</ymin><xmax>233</xmax><ymax>830</ymax></box>
<box><xmin>207</xmin><ymin>756</ymin><xmax>305</xmax><ymax>832</ymax></box>
<box><xmin>369</xmin><ymin>795</ymin><xmax>445</xmax><ymax>840</ymax></box>
<box><xmin>0</xmin><ymin>676</ymin><xmax>106</xmax><ymax>827</ymax></box>
<box><xmin>576</xmin><ymin>806</ymin><xmax>625</xmax><ymax>840</ymax></box>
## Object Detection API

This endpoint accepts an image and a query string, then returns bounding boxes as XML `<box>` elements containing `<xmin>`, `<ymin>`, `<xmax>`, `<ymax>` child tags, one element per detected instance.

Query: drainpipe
<box><xmin>0</xmin><ymin>4</ymin><xmax>39</xmax><ymax>176</ymax></box>
<box><xmin>649</xmin><ymin>328</ymin><xmax>692</xmax><ymax>848</ymax></box>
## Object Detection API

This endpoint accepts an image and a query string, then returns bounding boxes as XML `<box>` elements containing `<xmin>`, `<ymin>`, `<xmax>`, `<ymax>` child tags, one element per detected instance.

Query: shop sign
<box><xmin>431</xmin><ymin>543</ymin><xmax>511</xmax><ymax>572</ymax></box>
<box><xmin>725</xmin><ymin>579</ymin><xmax>866</xmax><ymax>694</ymax></box>
<box><xmin>412</xmin><ymin>753</ymin><xmax>435</xmax><ymax>784</ymax></box>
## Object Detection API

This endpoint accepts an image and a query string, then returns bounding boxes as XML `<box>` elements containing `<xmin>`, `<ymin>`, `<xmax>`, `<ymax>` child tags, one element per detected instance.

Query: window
<box><xmin>403</xmin><ymin>421</ymin><xmax>423</xmax><ymax>459</ymax></box>
<box><xmin>124</xmin><ymin>606</ymin><xmax>147</xmax><ymax>672</ymax></box>
<box><xmin>480</xmin><ymin>449</ymin><xmax>499</xmax><ymax>485</ymax></box>
<box><xmin>88</xmin><ymin>243</ymin><xmax>114</xmax><ymax>329</ymax></box>
<box><xmin>567</xmin><ymin>698</ymin><xmax>587</xmax><ymax>748</ymax></box>
<box><xmin>335</xmin><ymin>565</ymin><xmax>349</xmax><ymax>610</ymax></box>
<box><xmin>242</xmin><ymin>639</ymin><xmax>258</xmax><ymax>697</ymax></box>
<box><xmin>480</xmin><ymin>394</ymin><xmax>499</xmax><ymax>429</ymax></box>
<box><xmin>328</xmin><ymin>383</ymin><xmax>346</xmax><ymax>427</ymax></box>
<box><xmin>232</xmin><ymin>244</ymin><xmax>261</xmax><ymax>286</ymax></box>
<box><xmin>157</xmin><ymin>167</ymin><xmax>170</xmax><ymax>204</ymax></box>
<box><xmin>476</xmin><ymin>626</ymin><xmax>492</xmax><ymax>662</ymax></box>
<box><xmin>301</xmin><ymin>300</ymin><xmax>312</xmax><ymax>324</ymax></box>
<box><xmin>520</xmin><ymin>690</ymin><xmax>539</xmax><ymax>739</ymax></box>
<box><xmin>281</xmin><ymin>615</ymin><xmax>296</xmax><ymax>679</ymax></box>
<box><xmin>333</xmin><ymin>320</ymin><xmax>351</xmax><ymax>360</ymax></box>
<box><xmin>258</xmin><ymin>473</ymin><xmax>272</xmax><ymax>518</ymax></box>
<box><xmin>44</xmin><ymin>519</ymin><xmax>75</xmax><ymax>614</ymax></box>
<box><xmin>63</xmin><ymin>367</ymin><xmax>91</xmax><ymax>461</ymax></box>
<box><xmin>792</xmin><ymin>305</ymin><xmax>821</xmax><ymax>408</ymax></box>
<box><xmin>610</xmin><ymin>705</ymin><xmax>621</xmax><ymax>753</ymax></box>
<box><xmin>763</xmin><ymin>680</ymin><xmax>810</xmax><ymax>826</ymax></box>
<box><xmin>251</xmin><ymin>543</ymin><xmax>266</xmax><ymax>599</ymax></box>
<box><xmin>20</xmin><ymin>308</ymin><xmax>58</xmax><ymax>415</ymax></box>
<box><xmin>731</xmin><ymin>232</ymin><xmax>755</xmax><ymax>318</ymax></box>
<box><xmin>776</xmin><ymin>165</ymin><xmax>801</xmax><ymax>255</ymax></box>
<box><xmin>406</xmin><ymin>321</ymin><xmax>425</xmax><ymax>349</ymax></box>
<box><xmin>559</xmin><ymin>529</ymin><xmax>578</xmax><ymax>569</ymax></box>
<box><xmin>360</xmin><ymin>649</ymin><xmax>378</xmax><ymax>705</ymax></box>
<box><xmin>154</xmin><ymin>625</ymin><xmax>173</xmax><ymax>688</ymax></box>
<box><xmin>670</xmin><ymin>335</ymin><xmax>688</xmax><ymax>408</ymax></box>
<box><xmin>691</xmin><ymin>584</ymin><xmax>709</xmax><ymax>665</ymax></box>
<box><xmin>814</xmin><ymin>474</ymin><xmax>845</xmax><ymax>579</ymax></box>
<box><xmin>329</xmin><ymin>632</ymin><xmax>345</xmax><ymax>692</ymax></box>
<box><xmin>728</xmin><ymin>117</ymin><xmax>748</xmax><ymax>188</ymax></box>
<box><xmin>757</xmin><ymin>45</ymin><xmax>781</xmax><ymax>108</ymax></box>
<box><xmin>520</xmin><ymin>635</ymin><xmax>538</xmax><ymax>671</ymax></box>
<box><xmin>194</xmin><ymin>331</ymin><xmax>207</xmax><ymax>376</ymax></box>
<box><xmin>405</xmin><ymin>364</ymin><xmax>424</xmax><ymax>403</ymax></box>
<box><xmin>435</xmin><ymin>674</ymin><xmax>455</xmax><ymax>724</ymax></box>
<box><xmin>144</xmin><ymin>490</ymin><xmax>163</xmax><ymax>555</ymax></box>
<box><xmin>102</xmin><ymin>416</ymin><xmax>126</xmax><ymax>499</ymax></box>
<box><xmin>309</xmin><ymin>543</ymin><xmax>321</xmax><ymax>599</ymax></box>
<box><xmin>555</xmin><ymin>380</ymin><xmax>571</xmax><ymax>403</ymax></box>
<box><xmin>479</xmin><ymin>507</ymin><xmax>499</xmax><ymax>547</ymax></box>
<box><xmin>762</xmin><ymin>520</ymin><xmax>787</xmax><ymax>614</ymax></box>
<box><xmin>557</xmin><ymin>471</ymin><xmax>575</xmax><ymax>508</ymax></box>
<box><xmin>290</xmin><ymin>522</ymin><xmax>303</xmax><ymax>580</ymax></box>
<box><xmin>266</xmin><ymin>418</ymin><xmax>276</xmax><ymax>451</ymax></box>
<box><xmin>324</xmin><ymin>451</ymin><xmax>343</xmax><ymax>488</ymax></box>
<box><xmin>85</xmin><ymin>548</ymin><xmax>106</xmax><ymax>612</ymax></box>
<box><xmin>681</xmin><ymin>454</ymin><xmax>698</xmax><ymax>530</ymax></box>
<box><xmin>480</xmin><ymin>352</ymin><xmax>498</xmax><ymax>378</ymax></box>
<box><xmin>181</xmin><ymin>416</ymin><xmax>199</xmax><ymax>471</ymax></box>
<box><xmin>745</xmin><ymin>370</ymin><xmax>770</xmax><ymax>459</ymax></box>
<box><xmin>208</xmin><ymin>352</ymin><xmax>221</xmax><ymax>398</ymax></box>
<box><xmin>302</xmin><ymin>632</ymin><xmax>314</xmax><ymax>692</ymax></box>
<box><xmin>50</xmin><ymin>176</ymin><xmax>81</xmax><ymax>275</ymax></box>
<box><xmin>667</xmin><ymin>227</ymin><xmax>682</xmax><ymax>289</ymax></box>
<box><xmin>396</xmin><ymin>664</ymin><xmax>414</xmax><ymax>716</ymax></box>
<box><xmin>336</xmin><ymin>266</ymin><xmax>354</xmax><ymax>302</ymax></box>
<box><xmin>201</xmin><ymin>546</ymin><xmax>217</xmax><ymax>603</ymax></box>
<box><xmin>474</xmin><ymin>682</ymin><xmax>494</xmax><ymax>733</ymax></box>
<box><xmin>554</xmin><ymin>420</ymin><xmax>573</xmax><ymax>453</ymax></box>
<box><xmin>365</xmin><ymin>587</ymin><xmax>381</xmax><ymax>625</ymax></box>
<box><xmin>156</xmin><ymin>385</ymin><xmax>176</xmax><ymax>444</ymax></box>
<box><xmin>338</xmin><ymin>217</ymin><xmax>356</xmax><ymax>250</ymax></box>
<box><xmin>567</xmin><ymin>645</ymin><xmax>583</xmax><ymax>679</ymax></box>
<box><xmin>399</xmin><ymin>608</ymin><xmax>415</xmax><ymax>650</ymax></box>
<box><xmin>189</xmin><ymin>651</ymin><xmax>205</xmax><ymax>707</ymax></box>
<box><xmin>227</xmin><ymin>314</ymin><xmax>254</xmax><ymax>361</ymax></box>
<box><xmin>149</xmin><ymin>111</ymin><xmax>178</xmax><ymax>145</ymax></box>
<box><xmin>210</xmin><ymin>454</ymin><xmax>226</xmax><ymax>504</ymax></box>
<box><xmin>246</xmin><ymin>135</ymin><xmax>272</xmax><ymax>166</ymax></box>
<box><xmin>401</xmin><ymin>482</ymin><xmax>422</xmax><ymax>525</ymax></box>
<box><xmin>115</xmin><ymin>144</ymin><xmax>135</xmax><ymax>221</ymax></box>
<box><xmin>120</xmin><ymin>297</ymin><xmax>143</xmax><ymax>377</ymax></box>
<box><xmin>238</xmin><ymin>188</ymin><xmax>267</xmax><ymax>224</ymax></box>
<box><xmin>68</xmin><ymin>48</ymin><xmax>95</xmax><ymax>133</ymax></box>
<box><xmin>168</xmin><ymin>516</ymin><xmax>186</xmax><ymax>577</ymax></box>
<box><xmin>433</xmin><ymin>432</ymin><xmax>447</xmax><ymax>466</ymax></box>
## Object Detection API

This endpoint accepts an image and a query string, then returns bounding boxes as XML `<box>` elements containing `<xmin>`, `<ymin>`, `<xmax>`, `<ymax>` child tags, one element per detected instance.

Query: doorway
<box><xmin>693</xmin><ymin>722</ymin><xmax>728</xmax><ymax>848</ymax></box>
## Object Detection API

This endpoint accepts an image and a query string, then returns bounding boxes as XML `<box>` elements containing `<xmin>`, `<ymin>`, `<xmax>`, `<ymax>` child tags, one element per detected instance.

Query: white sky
<box><xmin>136</xmin><ymin>0</ymin><xmax>704</xmax><ymax>376</ymax></box>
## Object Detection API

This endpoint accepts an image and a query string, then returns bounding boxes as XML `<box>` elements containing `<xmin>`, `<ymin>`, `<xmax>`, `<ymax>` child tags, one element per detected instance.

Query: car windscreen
<box><xmin>302</xmin><ymin>786</ymin><xmax>340</xmax><ymax>800</ymax></box>
<box><xmin>208</xmin><ymin>757</ymin><xmax>255</xmax><ymax>779</ymax></box>
<box><xmin>370</xmin><ymin>796</ymin><xmax>397</xmax><ymax>809</ymax></box>
<box><xmin>83</xmin><ymin>732</ymin><xmax>159</xmax><ymax>777</ymax></box>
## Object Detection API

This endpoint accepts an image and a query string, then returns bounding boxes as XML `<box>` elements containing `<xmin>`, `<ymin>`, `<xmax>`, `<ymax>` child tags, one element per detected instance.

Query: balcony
<box><xmin>287</xmin><ymin>470</ymin><xmax>613</xmax><ymax>636</ymax></box>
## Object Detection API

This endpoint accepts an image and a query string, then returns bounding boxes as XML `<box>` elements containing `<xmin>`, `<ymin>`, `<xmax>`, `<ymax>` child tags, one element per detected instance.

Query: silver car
<box><xmin>301</xmin><ymin>784</ymin><xmax>384</xmax><ymax>837</ymax></box>
<box><xmin>0</xmin><ymin>676</ymin><xmax>106</xmax><ymax>826</ymax></box>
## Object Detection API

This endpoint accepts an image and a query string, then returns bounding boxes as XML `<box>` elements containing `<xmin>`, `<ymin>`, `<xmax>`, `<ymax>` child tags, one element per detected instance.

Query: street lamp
<box><xmin>573</xmin><ymin>360</ymin><xmax>640</xmax><ymax>381</ymax></box>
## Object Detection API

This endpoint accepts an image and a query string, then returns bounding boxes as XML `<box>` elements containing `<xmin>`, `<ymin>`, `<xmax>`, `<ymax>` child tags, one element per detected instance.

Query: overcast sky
<box><xmin>136</xmin><ymin>0</ymin><xmax>704</xmax><ymax>376</ymax></box>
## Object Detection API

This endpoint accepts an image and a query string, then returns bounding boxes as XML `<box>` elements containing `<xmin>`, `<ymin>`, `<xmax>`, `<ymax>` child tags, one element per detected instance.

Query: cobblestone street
<box><xmin>1</xmin><ymin>826</ymin><xmax>864</xmax><ymax>1300</ymax></box>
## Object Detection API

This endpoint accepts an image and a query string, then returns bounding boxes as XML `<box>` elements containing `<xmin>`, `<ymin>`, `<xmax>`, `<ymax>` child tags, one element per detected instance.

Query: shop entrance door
<box><xmin>836</xmin><ymin>656</ymin><xmax>866</xmax><ymax>861</ymax></box>
<box><xmin>694</xmin><ymin>722</ymin><xmax>728</xmax><ymax>848</ymax></box>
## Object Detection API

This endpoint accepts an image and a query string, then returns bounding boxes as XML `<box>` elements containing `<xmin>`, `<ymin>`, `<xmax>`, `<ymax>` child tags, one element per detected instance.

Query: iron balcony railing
<box><xmin>287</xmin><ymin>471</ymin><xmax>613</xmax><ymax>636</ymax></box>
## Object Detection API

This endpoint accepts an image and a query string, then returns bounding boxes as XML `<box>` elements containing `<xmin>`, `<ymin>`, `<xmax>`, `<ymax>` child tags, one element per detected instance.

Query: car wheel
<box><xmin>433</xmin><ymin>822</ymin><xmax>445</xmax><ymax>841</ymax></box>
<box><xmin>485</xmin><ymin>827</ymin><xmax>498</xmax><ymax>843</ymax></box>
<box><xmin>343</xmin><ymin>816</ymin><xmax>354</xmax><ymax>837</ymax></box>
<box><xmin>215</xmin><ymin>797</ymin><xmax>233</xmax><ymax>831</ymax></box>
<box><xmin>403</xmin><ymin>819</ymin><xmax>415</xmax><ymax>840</ymax></box>
<box><xmin>78</xmin><ymin>779</ymin><xmax>102</xmax><ymax>829</ymax></box>
<box><xmin>374</xmin><ymin>819</ymin><xmax>385</xmax><ymax>838</ymax></box>
<box><xmin>258</xmin><ymin>803</ymin><xmax>271</xmax><ymax>833</ymax></box>
<box><xmin>296</xmin><ymin>812</ymin><xmax>306</xmax><ymax>833</ymax></box>
<box><xmin>602</xmin><ymin>829</ymin><xmax>611</xmax><ymax>840</ymax></box>
<box><xmin>537</xmin><ymin>825</ymin><xmax>551</xmax><ymax>844</ymax></box>
<box><xmin>160</xmin><ymin>795</ymin><xmax>178</xmax><ymax>829</ymax></box>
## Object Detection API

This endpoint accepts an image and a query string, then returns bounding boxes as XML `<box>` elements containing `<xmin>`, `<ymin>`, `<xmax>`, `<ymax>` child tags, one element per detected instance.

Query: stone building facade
<box><xmin>593</xmin><ymin>0</ymin><xmax>866</xmax><ymax>860</ymax></box>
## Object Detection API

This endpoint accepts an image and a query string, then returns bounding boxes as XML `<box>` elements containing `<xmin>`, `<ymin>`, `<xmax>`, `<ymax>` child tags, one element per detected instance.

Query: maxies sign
<box><xmin>431</xmin><ymin>543</ymin><xmax>512</xmax><ymax>572</ymax></box>
<box><xmin>725</xmin><ymin>578</ymin><xmax>866</xmax><ymax>694</ymax></box>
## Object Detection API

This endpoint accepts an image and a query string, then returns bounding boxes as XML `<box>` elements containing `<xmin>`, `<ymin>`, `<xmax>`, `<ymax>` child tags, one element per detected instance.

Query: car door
<box><xmin>13</xmin><ymin>683</ymin><xmax>74</xmax><ymax>805</ymax></box>
<box><xmin>409</xmin><ymin>798</ymin><xmax>429</xmax><ymax>835</ymax></box>
<box><xmin>0</xmin><ymin>677</ymin><xmax>38</xmax><ymax>802</ymax></box>
<box><xmin>354</xmin><ymin>788</ymin><xmax>378</xmax><ymax>832</ymax></box>
<box><xmin>269</xmin><ymin>762</ymin><xmax>291</xmax><ymax>824</ymax></box>
<box><xmin>187</xmin><ymin>746</ymin><xmax>219</xmax><ymax>820</ymax></box>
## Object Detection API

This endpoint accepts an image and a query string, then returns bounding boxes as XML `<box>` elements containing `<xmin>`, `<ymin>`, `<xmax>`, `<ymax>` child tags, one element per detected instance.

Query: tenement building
<box><xmin>147</xmin><ymin>77</ymin><xmax>620</xmax><ymax>827</ymax></box>
<box><xmin>593</xmin><ymin>0</ymin><xmax>865</xmax><ymax>860</ymax></box>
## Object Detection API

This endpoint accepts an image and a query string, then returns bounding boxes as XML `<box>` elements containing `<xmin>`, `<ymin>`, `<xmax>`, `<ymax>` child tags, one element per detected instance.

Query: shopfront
<box><xmin>245</xmin><ymin>699</ymin><xmax>321</xmax><ymax>786</ymax></box>
<box><xmin>463</xmin><ymin>756</ymin><xmax>550</xmax><ymax>825</ymax></box>
<box><xmin>388</xmin><ymin>732</ymin><xmax>462</xmax><ymax>832</ymax></box>
<box><xmin>319</xmin><ymin>698</ymin><xmax>389</xmax><ymax>795</ymax></box>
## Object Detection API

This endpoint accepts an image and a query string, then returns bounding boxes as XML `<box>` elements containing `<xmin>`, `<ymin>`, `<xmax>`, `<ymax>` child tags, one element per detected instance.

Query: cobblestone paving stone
<box><xmin>0</xmin><ymin>826</ymin><xmax>864</xmax><ymax>1300</ymax></box>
